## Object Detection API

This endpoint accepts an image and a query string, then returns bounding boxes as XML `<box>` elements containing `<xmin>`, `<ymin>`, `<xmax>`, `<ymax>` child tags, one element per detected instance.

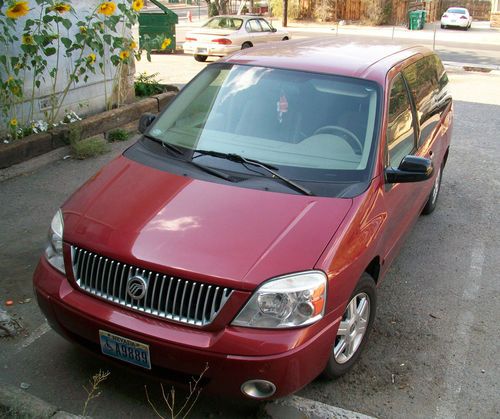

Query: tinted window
<box><xmin>448</xmin><ymin>8</ymin><xmax>466</xmax><ymax>14</ymax></box>
<box><xmin>403</xmin><ymin>56</ymin><xmax>439</xmax><ymax>147</ymax></box>
<box><xmin>387</xmin><ymin>74</ymin><xmax>415</xmax><ymax>168</ymax></box>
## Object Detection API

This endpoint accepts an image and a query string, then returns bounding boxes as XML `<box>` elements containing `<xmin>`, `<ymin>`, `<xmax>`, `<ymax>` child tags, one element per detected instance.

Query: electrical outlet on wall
<box><xmin>39</xmin><ymin>98</ymin><xmax>52</xmax><ymax>111</ymax></box>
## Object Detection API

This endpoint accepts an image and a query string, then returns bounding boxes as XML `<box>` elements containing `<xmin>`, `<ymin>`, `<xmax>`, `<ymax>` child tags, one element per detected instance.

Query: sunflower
<box><xmin>119</xmin><ymin>50</ymin><xmax>130</xmax><ymax>60</ymax></box>
<box><xmin>161</xmin><ymin>38</ymin><xmax>171</xmax><ymax>50</ymax></box>
<box><xmin>131</xmin><ymin>0</ymin><xmax>144</xmax><ymax>12</ymax></box>
<box><xmin>5</xmin><ymin>1</ymin><xmax>30</xmax><ymax>19</ymax></box>
<box><xmin>51</xmin><ymin>2</ymin><xmax>71</xmax><ymax>13</ymax></box>
<box><xmin>79</xmin><ymin>26</ymin><xmax>87</xmax><ymax>34</ymax></box>
<box><xmin>129</xmin><ymin>40</ymin><xmax>137</xmax><ymax>50</ymax></box>
<box><xmin>11</xmin><ymin>85</ymin><xmax>20</xmax><ymax>95</ymax></box>
<box><xmin>21</xmin><ymin>34</ymin><xmax>34</xmax><ymax>45</ymax></box>
<box><xmin>97</xmin><ymin>1</ymin><xmax>116</xmax><ymax>16</ymax></box>
<box><xmin>87</xmin><ymin>53</ymin><xmax>96</xmax><ymax>64</ymax></box>
<box><xmin>10</xmin><ymin>118</ymin><xmax>18</xmax><ymax>127</ymax></box>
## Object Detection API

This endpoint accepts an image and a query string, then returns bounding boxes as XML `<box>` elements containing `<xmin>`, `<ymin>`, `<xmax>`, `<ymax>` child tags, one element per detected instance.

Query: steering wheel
<box><xmin>313</xmin><ymin>125</ymin><xmax>363</xmax><ymax>155</ymax></box>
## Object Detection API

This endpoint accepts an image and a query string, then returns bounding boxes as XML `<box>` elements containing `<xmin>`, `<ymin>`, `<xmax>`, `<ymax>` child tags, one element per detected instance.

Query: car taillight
<box><xmin>443</xmin><ymin>14</ymin><xmax>448</xmax><ymax>18</ymax></box>
<box><xmin>185</xmin><ymin>37</ymin><xmax>197</xmax><ymax>41</ymax></box>
<box><xmin>460</xmin><ymin>16</ymin><xmax>467</xmax><ymax>19</ymax></box>
<box><xmin>211</xmin><ymin>38</ymin><xmax>232</xmax><ymax>45</ymax></box>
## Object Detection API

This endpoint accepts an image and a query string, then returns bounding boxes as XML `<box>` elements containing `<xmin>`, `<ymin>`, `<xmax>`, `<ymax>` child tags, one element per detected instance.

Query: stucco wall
<box><xmin>1</xmin><ymin>0</ymin><xmax>134</xmax><ymax>125</ymax></box>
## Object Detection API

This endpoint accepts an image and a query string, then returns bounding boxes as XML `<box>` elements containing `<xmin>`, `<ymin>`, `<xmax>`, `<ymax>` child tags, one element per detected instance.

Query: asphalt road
<box><xmin>1</xmin><ymin>53</ymin><xmax>499</xmax><ymax>419</ymax></box>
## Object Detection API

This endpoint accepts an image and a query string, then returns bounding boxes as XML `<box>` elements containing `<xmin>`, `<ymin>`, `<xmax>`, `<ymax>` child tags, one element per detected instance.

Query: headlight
<box><xmin>231</xmin><ymin>271</ymin><xmax>327</xmax><ymax>328</ymax></box>
<box><xmin>45</xmin><ymin>209</ymin><xmax>65</xmax><ymax>274</ymax></box>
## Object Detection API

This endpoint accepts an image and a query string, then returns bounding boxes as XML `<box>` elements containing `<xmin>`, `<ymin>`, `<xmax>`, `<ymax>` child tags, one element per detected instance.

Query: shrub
<box><xmin>107</xmin><ymin>128</ymin><xmax>129</xmax><ymax>142</ymax></box>
<box><xmin>71</xmin><ymin>135</ymin><xmax>109</xmax><ymax>159</ymax></box>
<box><xmin>134</xmin><ymin>72</ymin><xmax>164</xmax><ymax>97</ymax></box>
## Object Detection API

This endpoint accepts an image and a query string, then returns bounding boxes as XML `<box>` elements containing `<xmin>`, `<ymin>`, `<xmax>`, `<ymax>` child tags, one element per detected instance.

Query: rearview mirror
<box><xmin>138</xmin><ymin>113</ymin><xmax>156</xmax><ymax>134</ymax></box>
<box><xmin>385</xmin><ymin>155</ymin><xmax>433</xmax><ymax>183</ymax></box>
<box><xmin>271</xmin><ymin>27</ymin><xmax>277</xmax><ymax>32</ymax></box>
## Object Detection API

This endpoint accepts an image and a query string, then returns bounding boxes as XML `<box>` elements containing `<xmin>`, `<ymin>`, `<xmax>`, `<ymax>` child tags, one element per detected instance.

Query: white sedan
<box><xmin>441</xmin><ymin>7</ymin><xmax>472</xmax><ymax>30</ymax></box>
<box><xmin>183</xmin><ymin>15</ymin><xmax>290</xmax><ymax>62</ymax></box>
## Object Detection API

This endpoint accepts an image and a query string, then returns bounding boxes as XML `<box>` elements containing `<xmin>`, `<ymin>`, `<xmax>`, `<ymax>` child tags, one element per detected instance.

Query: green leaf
<box><xmin>43</xmin><ymin>15</ymin><xmax>54</xmax><ymax>24</ymax></box>
<box><xmin>103</xmin><ymin>34</ymin><xmax>112</xmax><ymax>44</ymax></box>
<box><xmin>61</xmin><ymin>37</ymin><xmax>72</xmax><ymax>49</ymax></box>
<box><xmin>44</xmin><ymin>47</ymin><xmax>57</xmax><ymax>56</ymax></box>
<box><xmin>35</xmin><ymin>80</ymin><xmax>41</xmax><ymax>88</ymax></box>
<box><xmin>62</xmin><ymin>19</ymin><xmax>72</xmax><ymax>31</ymax></box>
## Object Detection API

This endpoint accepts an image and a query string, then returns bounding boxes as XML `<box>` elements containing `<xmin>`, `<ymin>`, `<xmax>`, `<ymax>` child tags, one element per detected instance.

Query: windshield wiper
<box><xmin>143</xmin><ymin>134</ymin><xmax>183</xmax><ymax>156</ymax></box>
<box><xmin>144</xmin><ymin>135</ymin><xmax>234</xmax><ymax>182</ymax></box>
<box><xmin>193</xmin><ymin>149</ymin><xmax>313</xmax><ymax>196</ymax></box>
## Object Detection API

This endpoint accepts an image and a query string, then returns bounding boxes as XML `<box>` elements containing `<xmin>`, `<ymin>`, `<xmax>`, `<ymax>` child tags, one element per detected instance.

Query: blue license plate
<box><xmin>99</xmin><ymin>330</ymin><xmax>151</xmax><ymax>369</ymax></box>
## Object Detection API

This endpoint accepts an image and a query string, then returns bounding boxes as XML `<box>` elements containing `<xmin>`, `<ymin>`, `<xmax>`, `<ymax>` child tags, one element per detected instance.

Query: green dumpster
<box><xmin>408</xmin><ymin>10</ymin><xmax>421</xmax><ymax>30</ymax></box>
<box><xmin>139</xmin><ymin>0</ymin><xmax>178</xmax><ymax>52</ymax></box>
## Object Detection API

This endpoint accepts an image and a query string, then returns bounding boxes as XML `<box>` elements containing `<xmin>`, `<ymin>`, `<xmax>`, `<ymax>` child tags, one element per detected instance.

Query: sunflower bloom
<box><xmin>51</xmin><ymin>2</ymin><xmax>71</xmax><ymax>13</ymax></box>
<box><xmin>5</xmin><ymin>1</ymin><xmax>30</xmax><ymax>19</ymax></box>
<box><xmin>10</xmin><ymin>118</ymin><xmax>18</xmax><ymax>127</ymax></box>
<box><xmin>129</xmin><ymin>40</ymin><xmax>137</xmax><ymax>50</ymax></box>
<box><xmin>79</xmin><ymin>26</ymin><xmax>87</xmax><ymax>33</ymax></box>
<box><xmin>87</xmin><ymin>53</ymin><xmax>96</xmax><ymax>64</ymax></box>
<box><xmin>119</xmin><ymin>50</ymin><xmax>130</xmax><ymax>60</ymax></box>
<box><xmin>161</xmin><ymin>38</ymin><xmax>171</xmax><ymax>50</ymax></box>
<box><xmin>21</xmin><ymin>34</ymin><xmax>34</xmax><ymax>45</ymax></box>
<box><xmin>11</xmin><ymin>85</ymin><xmax>20</xmax><ymax>95</ymax></box>
<box><xmin>131</xmin><ymin>0</ymin><xmax>144</xmax><ymax>12</ymax></box>
<box><xmin>97</xmin><ymin>1</ymin><xmax>116</xmax><ymax>16</ymax></box>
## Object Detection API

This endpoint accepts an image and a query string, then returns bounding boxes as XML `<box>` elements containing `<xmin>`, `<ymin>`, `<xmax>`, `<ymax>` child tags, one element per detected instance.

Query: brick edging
<box><xmin>0</xmin><ymin>91</ymin><xmax>176</xmax><ymax>169</ymax></box>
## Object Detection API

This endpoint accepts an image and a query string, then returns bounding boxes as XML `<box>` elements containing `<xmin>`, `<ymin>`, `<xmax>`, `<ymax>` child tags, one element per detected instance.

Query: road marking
<box><xmin>16</xmin><ymin>320</ymin><xmax>50</xmax><ymax>353</ymax></box>
<box><xmin>434</xmin><ymin>240</ymin><xmax>485</xmax><ymax>419</ymax></box>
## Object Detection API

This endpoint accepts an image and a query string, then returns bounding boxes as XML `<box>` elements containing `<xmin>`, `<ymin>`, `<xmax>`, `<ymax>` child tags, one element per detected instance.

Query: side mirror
<box><xmin>271</xmin><ymin>27</ymin><xmax>277</xmax><ymax>32</ymax></box>
<box><xmin>138</xmin><ymin>113</ymin><xmax>156</xmax><ymax>134</ymax></box>
<box><xmin>385</xmin><ymin>155</ymin><xmax>433</xmax><ymax>183</ymax></box>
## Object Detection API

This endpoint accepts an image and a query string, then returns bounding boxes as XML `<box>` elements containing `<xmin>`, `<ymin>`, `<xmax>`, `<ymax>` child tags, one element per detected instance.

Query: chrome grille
<box><xmin>71</xmin><ymin>246</ymin><xmax>233</xmax><ymax>326</ymax></box>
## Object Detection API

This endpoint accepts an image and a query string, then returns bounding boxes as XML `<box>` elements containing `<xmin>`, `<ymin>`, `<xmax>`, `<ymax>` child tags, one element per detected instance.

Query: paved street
<box><xmin>1</xmin><ymin>23</ymin><xmax>500</xmax><ymax>419</ymax></box>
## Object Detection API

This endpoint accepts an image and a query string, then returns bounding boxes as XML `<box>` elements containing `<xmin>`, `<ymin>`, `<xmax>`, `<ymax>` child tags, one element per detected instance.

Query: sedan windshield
<box><xmin>147</xmin><ymin>64</ymin><xmax>380</xmax><ymax>195</ymax></box>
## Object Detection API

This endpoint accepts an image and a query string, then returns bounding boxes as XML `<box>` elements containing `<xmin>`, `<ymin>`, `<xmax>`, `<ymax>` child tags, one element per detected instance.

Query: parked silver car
<box><xmin>183</xmin><ymin>15</ymin><xmax>290</xmax><ymax>62</ymax></box>
<box><xmin>441</xmin><ymin>7</ymin><xmax>472</xmax><ymax>30</ymax></box>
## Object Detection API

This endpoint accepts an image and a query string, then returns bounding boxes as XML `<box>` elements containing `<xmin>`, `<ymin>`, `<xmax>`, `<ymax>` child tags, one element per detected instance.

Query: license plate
<box><xmin>197</xmin><ymin>48</ymin><xmax>207</xmax><ymax>54</ymax></box>
<box><xmin>99</xmin><ymin>330</ymin><xmax>151</xmax><ymax>369</ymax></box>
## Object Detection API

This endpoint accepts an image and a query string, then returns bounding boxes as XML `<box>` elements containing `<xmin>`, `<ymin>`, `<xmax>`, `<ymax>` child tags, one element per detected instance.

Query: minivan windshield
<box><xmin>147</xmin><ymin>64</ymin><xmax>380</xmax><ymax>194</ymax></box>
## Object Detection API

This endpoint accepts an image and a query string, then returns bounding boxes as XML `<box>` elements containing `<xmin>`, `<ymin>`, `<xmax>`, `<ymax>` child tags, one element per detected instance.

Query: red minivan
<box><xmin>34</xmin><ymin>40</ymin><xmax>453</xmax><ymax>399</ymax></box>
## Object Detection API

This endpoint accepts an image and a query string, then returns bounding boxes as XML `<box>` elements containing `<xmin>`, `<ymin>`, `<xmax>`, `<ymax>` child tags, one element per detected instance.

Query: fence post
<box><xmin>433</xmin><ymin>22</ymin><xmax>437</xmax><ymax>51</ymax></box>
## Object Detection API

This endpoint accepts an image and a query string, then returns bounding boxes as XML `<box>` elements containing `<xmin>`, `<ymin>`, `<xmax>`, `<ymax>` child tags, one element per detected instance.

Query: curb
<box><xmin>0</xmin><ymin>91</ymin><xmax>177</xmax><ymax>170</ymax></box>
<box><xmin>265</xmin><ymin>395</ymin><xmax>377</xmax><ymax>419</ymax></box>
<box><xmin>0</xmin><ymin>384</ymin><xmax>86</xmax><ymax>418</ymax></box>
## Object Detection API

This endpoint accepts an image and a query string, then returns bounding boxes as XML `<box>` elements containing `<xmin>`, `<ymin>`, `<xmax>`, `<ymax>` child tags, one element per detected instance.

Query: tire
<box><xmin>194</xmin><ymin>54</ymin><xmax>207</xmax><ymax>62</ymax></box>
<box><xmin>323</xmin><ymin>273</ymin><xmax>377</xmax><ymax>379</ymax></box>
<box><xmin>282</xmin><ymin>37</ymin><xmax>289</xmax><ymax>41</ymax></box>
<box><xmin>441</xmin><ymin>24</ymin><xmax>444</xmax><ymax>29</ymax></box>
<box><xmin>241</xmin><ymin>42</ymin><xmax>252</xmax><ymax>49</ymax></box>
<box><xmin>421</xmin><ymin>163</ymin><xmax>443</xmax><ymax>215</ymax></box>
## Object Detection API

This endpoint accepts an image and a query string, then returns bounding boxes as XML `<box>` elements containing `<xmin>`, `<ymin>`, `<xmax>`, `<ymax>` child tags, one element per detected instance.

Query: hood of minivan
<box><xmin>63</xmin><ymin>156</ymin><xmax>352</xmax><ymax>290</ymax></box>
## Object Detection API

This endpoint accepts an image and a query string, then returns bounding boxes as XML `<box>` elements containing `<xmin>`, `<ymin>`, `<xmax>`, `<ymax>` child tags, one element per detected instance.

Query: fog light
<box><xmin>241</xmin><ymin>380</ymin><xmax>276</xmax><ymax>399</ymax></box>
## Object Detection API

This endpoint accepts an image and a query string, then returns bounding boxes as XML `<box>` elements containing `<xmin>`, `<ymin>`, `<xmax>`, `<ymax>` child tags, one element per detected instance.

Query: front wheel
<box><xmin>421</xmin><ymin>164</ymin><xmax>443</xmax><ymax>215</ymax></box>
<box><xmin>194</xmin><ymin>54</ymin><xmax>207</xmax><ymax>62</ymax></box>
<box><xmin>241</xmin><ymin>42</ymin><xmax>252</xmax><ymax>49</ymax></box>
<box><xmin>323</xmin><ymin>273</ymin><xmax>376</xmax><ymax>379</ymax></box>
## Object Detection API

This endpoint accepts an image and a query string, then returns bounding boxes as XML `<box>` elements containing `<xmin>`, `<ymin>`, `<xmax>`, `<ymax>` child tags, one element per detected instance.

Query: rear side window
<box><xmin>246</xmin><ymin>20</ymin><xmax>263</xmax><ymax>32</ymax></box>
<box><xmin>403</xmin><ymin>56</ymin><xmax>438</xmax><ymax>147</ymax></box>
<box><xmin>387</xmin><ymin>74</ymin><xmax>415</xmax><ymax>168</ymax></box>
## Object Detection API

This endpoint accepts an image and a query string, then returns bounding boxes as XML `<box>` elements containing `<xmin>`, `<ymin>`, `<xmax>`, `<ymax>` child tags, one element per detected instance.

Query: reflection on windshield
<box><xmin>149</xmin><ymin>64</ymin><xmax>380</xmax><ymax>183</ymax></box>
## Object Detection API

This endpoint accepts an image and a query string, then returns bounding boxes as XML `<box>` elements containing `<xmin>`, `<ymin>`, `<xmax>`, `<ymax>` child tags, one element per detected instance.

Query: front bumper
<box><xmin>33</xmin><ymin>257</ymin><xmax>339</xmax><ymax>398</ymax></box>
<box><xmin>183</xmin><ymin>41</ymin><xmax>240</xmax><ymax>57</ymax></box>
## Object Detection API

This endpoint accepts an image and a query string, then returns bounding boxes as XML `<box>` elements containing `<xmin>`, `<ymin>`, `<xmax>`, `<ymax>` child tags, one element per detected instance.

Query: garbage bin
<box><xmin>139</xmin><ymin>0</ymin><xmax>178</xmax><ymax>52</ymax></box>
<box><xmin>408</xmin><ymin>10</ymin><xmax>421</xmax><ymax>30</ymax></box>
<box><xmin>419</xmin><ymin>10</ymin><xmax>427</xmax><ymax>29</ymax></box>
